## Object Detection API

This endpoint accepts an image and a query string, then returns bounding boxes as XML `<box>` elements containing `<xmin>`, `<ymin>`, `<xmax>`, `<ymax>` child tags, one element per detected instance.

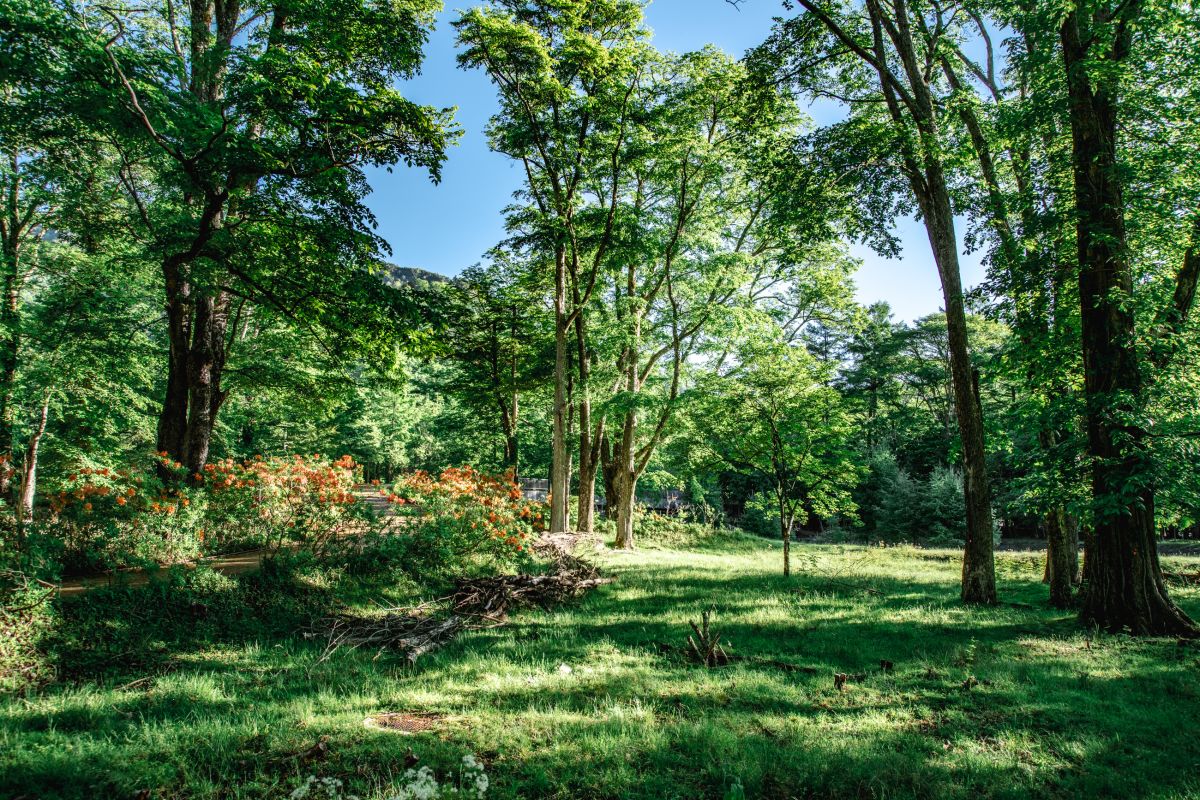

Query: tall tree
<box><xmin>755</xmin><ymin>0</ymin><xmax>999</xmax><ymax>603</ymax></box>
<box><xmin>456</xmin><ymin>0</ymin><xmax>644</xmax><ymax>533</ymax></box>
<box><xmin>1054</xmin><ymin>0</ymin><xmax>1197</xmax><ymax>634</ymax></box>
<box><xmin>429</xmin><ymin>260</ymin><xmax>553</xmax><ymax>475</ymax></box>
<box><xmin>66</xmin><ymin>0</ymin><xmax>453</xmax><ymax>478</ymax></box>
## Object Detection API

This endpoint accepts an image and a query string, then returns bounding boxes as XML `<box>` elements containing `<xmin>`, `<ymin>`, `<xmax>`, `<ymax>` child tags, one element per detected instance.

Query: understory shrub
<box><xmin>866</xmin><ymin>452</ymin><xmax>974</xmax><ymax>544</ymax></box>
<box><xmin>25</xmin><ymin>453</ymin><xmax>368</xmax><ymax>575</ymax></box>
<box><xmin>385</xmin><ymin>466</ymin><xmax>544</xmax><ymax>576</ymax></box>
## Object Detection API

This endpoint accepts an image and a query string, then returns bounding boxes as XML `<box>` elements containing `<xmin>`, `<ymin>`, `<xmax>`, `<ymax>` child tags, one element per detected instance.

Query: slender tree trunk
<box><xmin>830</xmin><ymin>0</ymin><xmax>997</xmax><ymax>603</ymax></box>
<box><xmin>919</xmin><ymin>180</ymin><xmax>997</xmax><ymax>604</ymax></box>
<box><xmin>550</xmin><ymin>247</ymin><xmax>571</xmax><ymax>533</ymax></box>
<box><xmin>16</xmin><ymin>398</ymin><xmax>48</xmax><ymax>523</ymax></box>
<box><xmin>778</xmin><ymin>490</ymin><xmax>791</xmax><ymax>576</ymax></box>
<box><xmin>574</xmin><ymin>311</ymin><xmax>596</xmax><ymax>533</ymax></box>
<box><xmin>0</xmin><ymin>245</ymin><xmax>19</xmax><ymax>500</ymax></box>
<box><xmin>508</xmin><ymin>305</ymin><xmax>520</xmax><ymax>478</ymax></box>
<box><xmin>1061</xmin><ymin>11</ymin><xmax>1195</xmax><ymax>635</ymax></box>
<box><xmin>576</xmin><ymin>438</ymin><xmax>596</xmax><ymax>534</ymax></box>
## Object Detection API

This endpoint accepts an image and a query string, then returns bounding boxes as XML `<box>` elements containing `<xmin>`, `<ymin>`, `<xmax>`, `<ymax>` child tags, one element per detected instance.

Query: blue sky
<box><xmin>365</xmin><ymin>0</ymin><xmax>985</xmax><ymax>322</ymax></box>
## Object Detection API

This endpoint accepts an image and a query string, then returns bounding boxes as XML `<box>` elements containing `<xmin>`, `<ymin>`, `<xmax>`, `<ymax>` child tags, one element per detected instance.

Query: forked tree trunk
<box><xmin>577</xmin><ymin>448</ymin><xmax>596</xmax><ymax>534</ymax></box>
<box><xmin>811</xmin><ymin>0</ymin><xmax>996</xmax><ymax>603</ymax></box>
<box><xmin>156</xmin><ymin>262</ymin><xmax>193</xmax><ymax>463</ymax></box>
<box><xmin>1061</xmin><ymin>10</ymin><xmax>1195</xmax><ymax>635</ymax></box>
<box><xmin>574</xmin><ymin>312</ymin><xmax>598</xmax><ymax>534</ymax></box>
<box><xmin>182</xmin><ymin>291</ymin><xmax>230</xmax><ymax>476</ymax></box>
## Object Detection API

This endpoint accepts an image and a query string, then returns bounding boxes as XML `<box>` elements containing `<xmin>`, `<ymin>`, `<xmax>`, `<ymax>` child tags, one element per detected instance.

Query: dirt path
<box><xmin>54</xmin><ymin>486</ymin><xmax>393</xmax><ymax>597</ymax></box>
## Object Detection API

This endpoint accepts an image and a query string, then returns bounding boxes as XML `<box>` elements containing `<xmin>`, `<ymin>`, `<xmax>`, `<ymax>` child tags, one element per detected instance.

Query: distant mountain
<box><xmin>382</xmin><ymin>264</ymin><xmax>451</xmax><ymax>288</ymax></box>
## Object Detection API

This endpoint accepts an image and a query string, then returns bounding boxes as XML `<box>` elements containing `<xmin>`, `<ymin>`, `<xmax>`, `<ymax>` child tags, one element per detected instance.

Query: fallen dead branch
<box><xmin>306</xmin><ymin>551</ymin><xmax>611</xmax><ymax>664</ymax></box>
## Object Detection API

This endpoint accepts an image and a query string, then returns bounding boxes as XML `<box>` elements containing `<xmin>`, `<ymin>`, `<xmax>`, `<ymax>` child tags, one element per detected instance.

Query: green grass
<box><xmin>3</xmin><ymin>531</ymin><xmax>1200</xmax><ymax>799</ymax></box>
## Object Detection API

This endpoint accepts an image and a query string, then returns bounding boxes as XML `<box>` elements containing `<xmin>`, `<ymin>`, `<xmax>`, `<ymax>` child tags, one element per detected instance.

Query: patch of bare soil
<box><xmin>364</xmin><ymin>712</ymin><xmax>445</xmax><ymax>734</ymax></box>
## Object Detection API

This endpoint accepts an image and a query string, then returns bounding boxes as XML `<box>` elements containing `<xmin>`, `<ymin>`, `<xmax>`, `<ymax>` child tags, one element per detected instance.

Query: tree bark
<box><xmin>600</xmin><ymin>434</ymin><xmax>619</xmax><ymax>522</ymax></box>
<box><xmin>0</xmin><ymin>239</ymin><xmax>20</xmax><ymax>499</ymax></box>
<box><xmin>778</xmin><ymin>490</ymin><xmax>791</xmax><ymax>577</ymax></box>
<box><xmin>613</xmin><ymin>469</ymin><xmax>636</xmax><ymax>550</ymax></box>
<box><xmin>574</xmin><ymin>309</ymin><xmax>598</xmax><ymax>533</ymax></box>
<box><xmin>550</xmin><ymin>247</ymin><xmax>571</xmax><ymax>534</ymax></box>
<box><xmin>919</xmin><ymin>175</ymin><xmax>997</xmax><ymax>605</ymax></box>
<box><xmin>182</xmin><ymin>291</ymin><xmax>230</xmax><ymax>476</ymax></box>
<box><xmin>1060</xmin><ymin>9</ymin><xmax>1195</xmax><ymax>635</ymax></box>
<box><xmin>16</xmin><ymin>398</ymin><xmax>48</xmax><ymax>523</ymax></box>
<box><xmin>810</xmin><ymin>0</ymin><xmax>996</xmax><ymax>603</ymax></box>
<box><xmin>0</xmin><ymin>153</ymin><xmax>27</xmax><ymax>500</ymax></box>
<box><xmin>1044</xmin><ymin>507</ymin><xmax>1079</xmax><ymax>608</ymax></box>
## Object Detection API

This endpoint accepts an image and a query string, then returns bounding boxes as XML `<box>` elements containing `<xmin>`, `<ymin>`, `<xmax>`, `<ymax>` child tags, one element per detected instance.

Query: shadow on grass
<box><xmin>4</xmin><ymin>543</ymin><xmax>1199</xmax><ymax>800</ymax></box>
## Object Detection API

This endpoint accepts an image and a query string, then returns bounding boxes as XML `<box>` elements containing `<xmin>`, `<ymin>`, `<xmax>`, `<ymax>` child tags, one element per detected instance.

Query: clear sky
<box><xmin>364</xmin><ymin>0</ymin><xmax>985</xmax><ymax>322</ymax></box>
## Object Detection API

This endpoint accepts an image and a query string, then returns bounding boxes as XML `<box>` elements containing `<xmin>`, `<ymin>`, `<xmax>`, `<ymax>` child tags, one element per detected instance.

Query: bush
<box><xmin>32</xmin><ymin>453</ymin><xmax>368</xmax><ymax>574</ymax></box>
<box><xmin>385</xmin><ymin>467</ymin><xmax>543</xmax><ymax>577</ymax></box>
<box><xmin>865</xmin><ymin>453</ymin><xmax>976</xmax><ymax>545</ymax></box>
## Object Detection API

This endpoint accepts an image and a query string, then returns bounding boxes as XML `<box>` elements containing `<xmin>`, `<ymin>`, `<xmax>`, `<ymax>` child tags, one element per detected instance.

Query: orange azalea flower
<box><xmin>83</xmin><ymin>502</ymin><xmax>93</xmax><ymax>512</ymax></box>
<box><xmin>117</xmin><ymin>496</ymin><xmax>127</xmax><ymax>506</ymax></box>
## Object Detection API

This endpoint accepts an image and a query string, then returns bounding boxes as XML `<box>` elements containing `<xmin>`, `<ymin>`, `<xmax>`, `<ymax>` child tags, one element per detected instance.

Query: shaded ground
<box><xmin>3</xmin><ymin>533</ymin><xmax>1199</xmax><ymax>799</ymax></box>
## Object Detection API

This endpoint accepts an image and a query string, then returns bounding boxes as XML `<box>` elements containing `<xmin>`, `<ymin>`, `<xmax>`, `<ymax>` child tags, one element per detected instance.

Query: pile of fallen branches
<box><xmin>307</xmin><ymin>551</ymin><xmax>610</xmax><ymax>664</ymax></box>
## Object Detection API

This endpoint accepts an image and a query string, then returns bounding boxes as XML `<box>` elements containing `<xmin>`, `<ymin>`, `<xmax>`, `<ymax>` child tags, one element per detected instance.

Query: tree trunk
<box><xmin>157</xmin><ymin>260</ymin><xmax>191</xmax><ymax>462</ymax></box>
<box><xmin>576</xmin><ymin>441</ymin><xmax>596</xmax><ymax>534</ymax></box>
<box><xmin>550</xmin><ymin>248</ymin><xmax>571</xmax><ymax>534</ymax></box>
<box><xmin>0</xmin><ymin>225</ymin><xmax>22</xmax><ymax>499</ymax></box>
<box><xmin>574</xmin><ymin>311</ymin><xmax>597</xmax><ymax>533</ymax></box>
<box><xmin>182</xmin><ymin>291</ymin><xmax>230</xmax><ymax>477</ymax></box>
<box><xmin>16</xmin><ymin>399</ymin><xmax>48</xmax><ymax>523</ymax></box>
<box><xmin>600</xmin><ymin>434</ymin><xmax>619</xmax><ymax>522</ymax></box>
<box><xmin>1044</xmin><ymin>507</ymin><xmax>1079</xmax><ymax>608</ymax></box>
<box><xmin>778</xmin><ymin>491</ymin><xmax>791</xmax><ymax>577</ymax></box>
<box><xmin>1061</xmin><ymin>10</ymin><xmax>1195</xmax><ymax>635</ymax></box>
<box><xmin>920</xmin><ymin>179</ymin><xmax>997</xmax><ymax>605</ymax></box>
<box><xmin>613</xmin><ymin>469</ymin><xmax>636</xmax><ymax>550</ymax></box>
<box><xmin>840</xmin><ymin>0</ymin><xmax>996</xmax><ymax>603</ymax></box>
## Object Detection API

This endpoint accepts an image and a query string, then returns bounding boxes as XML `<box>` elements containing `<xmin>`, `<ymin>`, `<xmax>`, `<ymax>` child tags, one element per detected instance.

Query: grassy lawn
<box><xmin>3</xmin><ymin>532</ymin><xmax>1200</xmax><ymax>799</ymax></box>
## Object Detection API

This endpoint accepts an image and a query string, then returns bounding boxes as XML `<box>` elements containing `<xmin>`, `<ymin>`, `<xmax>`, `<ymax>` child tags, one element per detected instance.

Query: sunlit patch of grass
<box><xmin>2</xmin><ymin>531</ymin><xmax>1199</xmax><ymax>799</ymax></box>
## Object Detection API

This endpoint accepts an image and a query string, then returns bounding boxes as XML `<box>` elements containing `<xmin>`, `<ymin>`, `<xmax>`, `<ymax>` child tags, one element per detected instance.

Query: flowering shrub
<box><xmin>40</xmin><ymin>453</ymin><xmax>367</xmax><ymax>573</ymax></box>
<box><xmin>387</xmin><ymin>467</ymin><xmax>544</xmax><ymax>576</ymax></box>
